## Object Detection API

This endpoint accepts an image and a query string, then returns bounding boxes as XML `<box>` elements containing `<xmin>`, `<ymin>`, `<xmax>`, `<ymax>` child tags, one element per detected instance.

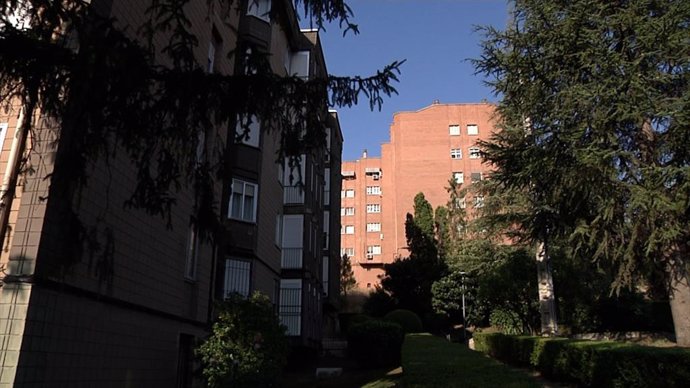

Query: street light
<box><xmin>460</xmin><ymin>271</ymin><xmax>466</xmax><ymax>343</ymax></box>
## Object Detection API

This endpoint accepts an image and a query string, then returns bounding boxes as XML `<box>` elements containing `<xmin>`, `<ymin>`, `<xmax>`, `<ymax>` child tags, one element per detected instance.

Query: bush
<box><xmin>474</xmin><ymin>332</ymin><xmax>690</xmax><ymax>387</ymax></box>
<box><xmin>384</xmin><ymin>309</ymin><xmax>424</xmax><ymax>333</ymax></box>
<box><xmin>362</xmin><ymin>288</ymin><xmax>397</xmax><ymax>317</ymax></box>
<box><xmin>196</xmin><ymin>293</ymin><xmax>288</xmax><ymax>388</ymax></box>
<box><xmin>347</xmin><ymin>320</ymin><xmax>405</xmax><ymax>368</ymax></box>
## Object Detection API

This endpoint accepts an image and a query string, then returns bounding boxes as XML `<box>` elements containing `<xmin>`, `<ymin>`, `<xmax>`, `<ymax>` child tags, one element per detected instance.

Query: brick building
<box><xmin>0</xmin><ymin>0</ymin><xmax>341</xmax><ymax>386</ymax></box>
<box><xmin>341</xmin><ymin>102</ymin><xmax>496</xmax><ymax>291</ymax></box>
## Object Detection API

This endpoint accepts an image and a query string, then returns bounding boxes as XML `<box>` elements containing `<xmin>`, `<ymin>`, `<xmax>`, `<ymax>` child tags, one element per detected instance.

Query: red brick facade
<box><xmin>341</xmin><ymin>102</ymin><xmax>497</xmax><ymax>291</ymax></box>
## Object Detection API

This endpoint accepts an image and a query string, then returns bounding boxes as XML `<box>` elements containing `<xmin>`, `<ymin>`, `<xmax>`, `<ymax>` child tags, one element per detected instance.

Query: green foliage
<box><xmin>490</xmin><ymin>309</ymin><xmax>525</xmax><ymax>336</ymax></box>
<box><xmin>381</xmin><ymin>255</ymin><xmax>444</xmax><ymax>316</ymax></box>
<box><xmin>413</xmin><ymin>193</ymin><xmax>434</xmax><ymax>239</ymax></box>
<box><xmin>403</xmin><ymin>334</ymin><xmax>540</xmax><ymax>388</ymax></box>
<box><xmin>381</xmin><ymin>192</ymin><xmax>446</xmax><ymax>317</ymax></box>
<box><xmin>474</xmin><ymin>0</ymin><xmax>690</xmax><ymax>340</ymax></box>
<box><xmin>384</xmin><ymin>309</ymin><xmax>423</xmax><ymax>334</ymax></box>
<box><xmin>340</xmin><ymin>254</ymin><xmax>357</xmax><ymax>296</ymax></box>
<box><xmin>196</xmin><ymin>293</ymin><xmax>288</xmax><ymax>388</ymax></box>
<box><xmin>362</xmin><ymin>288</ymin><xmax>397</xmax><ymax>318</ymax></box>
<box><xmin>474</xmin><ymin>332</ymin><xmax>690</xmax><ymax>387</ymax></box>
<box><xmin>0</xmin><ymin>1</ymin><xmax>403</xmax><ymax>272</ymax></box>
<box><xmin>431</xmin><ymin>270</ymin><xmax>467</xmax><ymax>324</ymax></box>
<box><xmin>347</xmin><ymin>320</ymin><xmax>405</xmax><ymax>368</ymax></box>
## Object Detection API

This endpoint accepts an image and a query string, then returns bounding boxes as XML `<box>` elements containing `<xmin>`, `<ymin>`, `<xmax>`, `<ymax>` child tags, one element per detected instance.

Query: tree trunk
<box><xmin>536</xmin><ymin>240</ymin><xmax>558</xmax><ymax>335</ymax></box>
<box><xmin>669</xmin><ymin>265</ymin><xmax>690</xmax><ymax>347</ymax></box>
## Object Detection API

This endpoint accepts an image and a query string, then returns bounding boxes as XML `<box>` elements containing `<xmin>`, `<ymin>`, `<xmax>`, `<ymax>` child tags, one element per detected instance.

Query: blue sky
<box><xmin>316</xmin><ymin>0</ymin><xmax>509</xmax><ymax>161</ymax></box>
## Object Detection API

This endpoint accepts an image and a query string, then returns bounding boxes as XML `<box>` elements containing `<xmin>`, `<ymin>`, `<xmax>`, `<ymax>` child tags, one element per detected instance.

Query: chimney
<box><xmin>362</xmin><ymin>149</ymin><xmax>368</xmax><ymax>159</ymax></box>
<box><xmin>432</xmin><ymin>99</ymin><xmax>440</xmax><ymax>105</ymax></box>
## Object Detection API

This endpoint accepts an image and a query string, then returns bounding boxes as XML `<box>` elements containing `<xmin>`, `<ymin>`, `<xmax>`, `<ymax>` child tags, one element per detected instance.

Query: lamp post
<box><xmin>460</xmin><ymin>271</ymin><xmax>466</xmax><ymax>343</ymax></box>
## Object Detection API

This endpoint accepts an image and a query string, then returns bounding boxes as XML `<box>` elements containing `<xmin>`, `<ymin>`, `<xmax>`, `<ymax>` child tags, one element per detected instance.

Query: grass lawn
<box><xmin>401</xmin><ymin>333</ymin><xmax>542</xmax><ymax>388</ymax></box>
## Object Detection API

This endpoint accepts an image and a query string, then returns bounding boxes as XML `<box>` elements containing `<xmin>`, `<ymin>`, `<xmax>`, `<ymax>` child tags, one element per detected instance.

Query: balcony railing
<box><xmin>283</xmin><ymin>186</ymin><xmax>304</xmax><ymax>204</ymax></box>
<box><xmin>281</xmin><ymin>247</ymin><xmax>303</xmax><ymax>269</ymax></box>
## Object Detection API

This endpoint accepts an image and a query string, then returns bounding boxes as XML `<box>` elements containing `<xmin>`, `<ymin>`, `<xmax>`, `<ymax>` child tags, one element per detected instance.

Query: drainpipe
<box><xmin>0</xmin><ymin>106</ymin><xmax>30</xmax><ymax>257</ymax></box>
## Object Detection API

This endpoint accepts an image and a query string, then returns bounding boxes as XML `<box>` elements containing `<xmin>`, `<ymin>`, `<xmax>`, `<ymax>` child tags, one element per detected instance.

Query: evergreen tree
<box><xmin>340</xmin><ymin>253</ymin><xmax>357</xmax><ymax>296</ymax></box>
<box><xmin>475</xmin><ymin>0</ymin><xmax>690</xmax><ymax>345</ymax></box>
<box><xmin>0</xmin><ymin>0</ymin><xmax>403</xmax><ymax>258</ymax></box>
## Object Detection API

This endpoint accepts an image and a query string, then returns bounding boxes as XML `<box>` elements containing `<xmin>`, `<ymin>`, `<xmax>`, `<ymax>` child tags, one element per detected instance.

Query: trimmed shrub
<box><xmin>384</xmin><ymin>309</ymin><xmax>424</xmax><ymax>333</ymax></box>
<box><xmin>474</xmin><ymin>332</ymin><xmax>690</xmax><ymax>387</ymax></box>
<box><xmin>196</xmin><ymin>293</ymin><xmax>288</xmax><ymax>388</ymax></box>
<box><xmin>340</xmin><ymin>313</ymin><xmax>373</xmax><ymax>335</ymax></box>
<box><xmin>347</xmin><ymin>320</ymin><xmax>404</xmax><ymax>368</ymax></box>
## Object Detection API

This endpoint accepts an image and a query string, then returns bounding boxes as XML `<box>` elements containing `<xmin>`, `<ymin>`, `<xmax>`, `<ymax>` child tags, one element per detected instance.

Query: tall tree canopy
<box><xmin>0</xmin><ymin>0</ymin><xmax>403</xmax><ymax>245</ymax></box>
<box><xmin>475</xmin><ymin>0</ymin><xmax>690</xmax><ymax>345</ymax></box>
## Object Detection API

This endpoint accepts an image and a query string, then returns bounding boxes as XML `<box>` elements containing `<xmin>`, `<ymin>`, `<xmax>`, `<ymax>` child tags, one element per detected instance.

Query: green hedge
<box><xmin>384</xmin><ymin>309</ymin><xmax>424</xmax><ymax>333</ymax></box>
<box><xmin>347</xmin><ymin>320</ymin><xmax>405</xmax><ymax>368</ymax></box>
<box><xmin>474</xmin><ymin>333</ymin><xmax>690</xmax><ymax>387</ymax></box>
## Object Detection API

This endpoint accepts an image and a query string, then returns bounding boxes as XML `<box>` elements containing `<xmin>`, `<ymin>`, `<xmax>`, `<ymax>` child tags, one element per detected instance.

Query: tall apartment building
<box><xmin>0</xmin><ymin>0</ymin><xmax>341</xmax><ymax>386</ymax></box>
<box><xmin>341</xmin><ymin>102</ymin><xmax>496</xmax><ymax>291</ymax></box>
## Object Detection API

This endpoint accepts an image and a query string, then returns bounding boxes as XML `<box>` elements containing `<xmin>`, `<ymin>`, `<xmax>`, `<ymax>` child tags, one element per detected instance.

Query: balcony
<box><xmin>281</xmin><ymin>247</ymin><xmax>303</xmax><ymax>269</ymax></box>
<box><xmin>283</xmin><ymin>186</ymin><xmax>305</xmax><ymax>204</ymax></box>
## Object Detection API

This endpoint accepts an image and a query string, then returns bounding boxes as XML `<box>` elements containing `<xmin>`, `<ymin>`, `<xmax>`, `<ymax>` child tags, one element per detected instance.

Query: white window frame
<box><xmin>0</xmin><ymin>123</ymin><xmax>8</xmax><ymax>157</ymax></box>
<box><xmin>228</xmin><ymin>179</ymin><xmax>258</xmax><ymax>223</ymax></box>
<box><xmin>449</xmin><ymin>124</ymin><xmax>460</xmax><ymax>136</ymax></box>
<box><xmin>366</xmin><ymin>186</ymin><xmax>381</xmax><ymax>195</ymax></box>
<box><xmin>474</xmin><ymin>195</ymin><xmax>485</xmax><ymax>208</ymax></box>
<box><xmin>366</xmin><ymin>245</ymin><xmax>381</xmax><ymax>255</ymax></box>
<box><xmin>340</xmin><ymin>247</ymin><xmax>355</xmax><ymax>257</ymax></box>
<box><xmin>343</xmin><ymin>225</ymin><xmax>354</xmax><ymax>235</ymax></box>
<box><xmin>467</xmin><ymin>124</ymin><xmax>479</xmax><ymax>135</ymax></box>
<box><xmin>366</xmin><ymin>204</ymin><xmax>381</xmax><ymax>213</ymax></box>
<box><xmin>345</xmin><ymin>189</ymin><xmax>355</xmax><ymax>198</ymax></box>
<box><xmin>450</xmin><ymin>148</ymin><xmax>462</xmax><ymax>159</ymax></box>
<box><xmin>366</xmin><ymin>223</ymin><xmax>381</xmax><ymax>232</ymax></box>
<box><xmin>453</xmin><ymin>172</ymin><xmax>464</xmax><ymax>184</ymax></box>
<box><xmin>469</xmin><ymin>147</ymin><xmax>481</xmax><ymax>159</ymax></box>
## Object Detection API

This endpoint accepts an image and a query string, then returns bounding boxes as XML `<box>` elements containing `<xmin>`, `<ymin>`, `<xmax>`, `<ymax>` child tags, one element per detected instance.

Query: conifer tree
<box><xmin>475</xmin><ymin>0</ymin><xmax>690</xmax><ymax>345</ymax></box>
<box><xmin>0</xmin><ymin>1</ymin><xmax>403</xmax><ymax>269</ymax></box>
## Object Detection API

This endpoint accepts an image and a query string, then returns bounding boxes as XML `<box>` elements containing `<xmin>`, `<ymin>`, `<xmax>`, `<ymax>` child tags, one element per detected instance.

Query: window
<box><xmin>342</xmin><ymin>225</ymin><xmax>354</xmax><ymax>234</ymax></box>
<box><xmin>474</xmin><ymin>196</ymin><xmax>485</xmax><ymax>208</ymax></box>
<box><xmin>366</xmin><ymin>245</ymin><xmax>381</xmax><ymax>257</ymax></box>
<box><xmin>279</xmin><ymin>279</ymin><xmax>302</xmax><ymax>336</ymax></box>
<box><xmin>229</xmin><ymin>179</ymin><xmax>258</xmax><ymax>222</ymax></box>
<box><xmin>342</xmin><ymin>189</ymin><xmax>355</xmax><ymax>198</ymax></box>
<box><xmin>450</xmin><ymin>148</ymin><xmax>462</xmax><ymax>159</ymax></box>
<box><xmin>341</xmin><ymin>207</ymin><xmax>355</xmax><ymax>216</ymax></box>
<box><xmin>467</xmin><ymin>124</ymin><xmax>479</xmax><ymax>135</ymax></box>
<box><xmin>367</xmin><ymin>223</ymin><xmax>381</xmax><ymax>232</ymax></box>
<box><xmin>341</xmin><ymin>247</ymin><xmax>355</xmax><ymax>257</ymax></box>
<box><xmin>247</xmin><ymin>0</ymin><xmax>271</xmax><ymax>22</ymax></box>
<box><xmin>366</xmin><ymin>204</ymin><xmax>381</xmax><ymax>213</ymax></box>
<box><xmin>469</xmin><ymin>147</ymin><xmax>481</xmax><ymax>159</ymax></box>
<box><xmin>224</xmin><ymin>258</ymin><xmax>251</xmax><ymax>297</ymax></box>
<box><xmin>457</xmin><ymin>197</ymin><xmax>467</xmax><ymax>209</ymax></box>
<box><xmin>207</xmin><ymin>30</ymin><xmax>221</xmax><ymax>74</ymax></box>
<box><xmin>184</xmin><ymin>225</ymin><xmax>199</xmax><ymax>280</ymax></box>
<box><xmin>0</xmin><ymin>123</ymin><xmax>8</xmax><ymax>156</ymax></box>
<box><xmin>453</xmin><ymin>172</ymin><xmax>464</xmax><ymax>183</ymax></box>
<box><xmin>323</xmin><ymin>211</ymin><xmax>329</xmax><ymax>249</ymax></box>
<box><xmin>366</xmin><ymin>186</ymin><xmax>381</xmax><ymax>195</ymax></box>
<box><xmin>235</xmin><ymin>114</ymin><xmax>260</xmax><ymax>147</ymax></box>
<box><xmin>471</xmin><ymin>172</ymin><xmax>483</xmax><ymax>183</ymax></box>
<box><xmin>449</xmin><ymin>124</ymin><xmax>460</xmax><ymax>136</ymax></box>
<box><xmin>322</xmin><ymin>256</ymin><xmax>330</xmax><ymax>296</ymax></box>
<box><xmin>288</xmin><ymin>50</ymin><xmax>310</xmax><ymax>79</ymax></box>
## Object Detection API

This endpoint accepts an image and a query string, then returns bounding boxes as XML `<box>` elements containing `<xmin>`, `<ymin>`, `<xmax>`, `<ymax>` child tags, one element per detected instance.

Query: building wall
<box><xmin>0</xmin><ymin>0</ymin><xmax>239</xmax><ymax>386</ymax></box>
<box><xmin>340</xmin><ymin>102</ymin><xmax>497</xmax><ymax>291</ymax></box>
